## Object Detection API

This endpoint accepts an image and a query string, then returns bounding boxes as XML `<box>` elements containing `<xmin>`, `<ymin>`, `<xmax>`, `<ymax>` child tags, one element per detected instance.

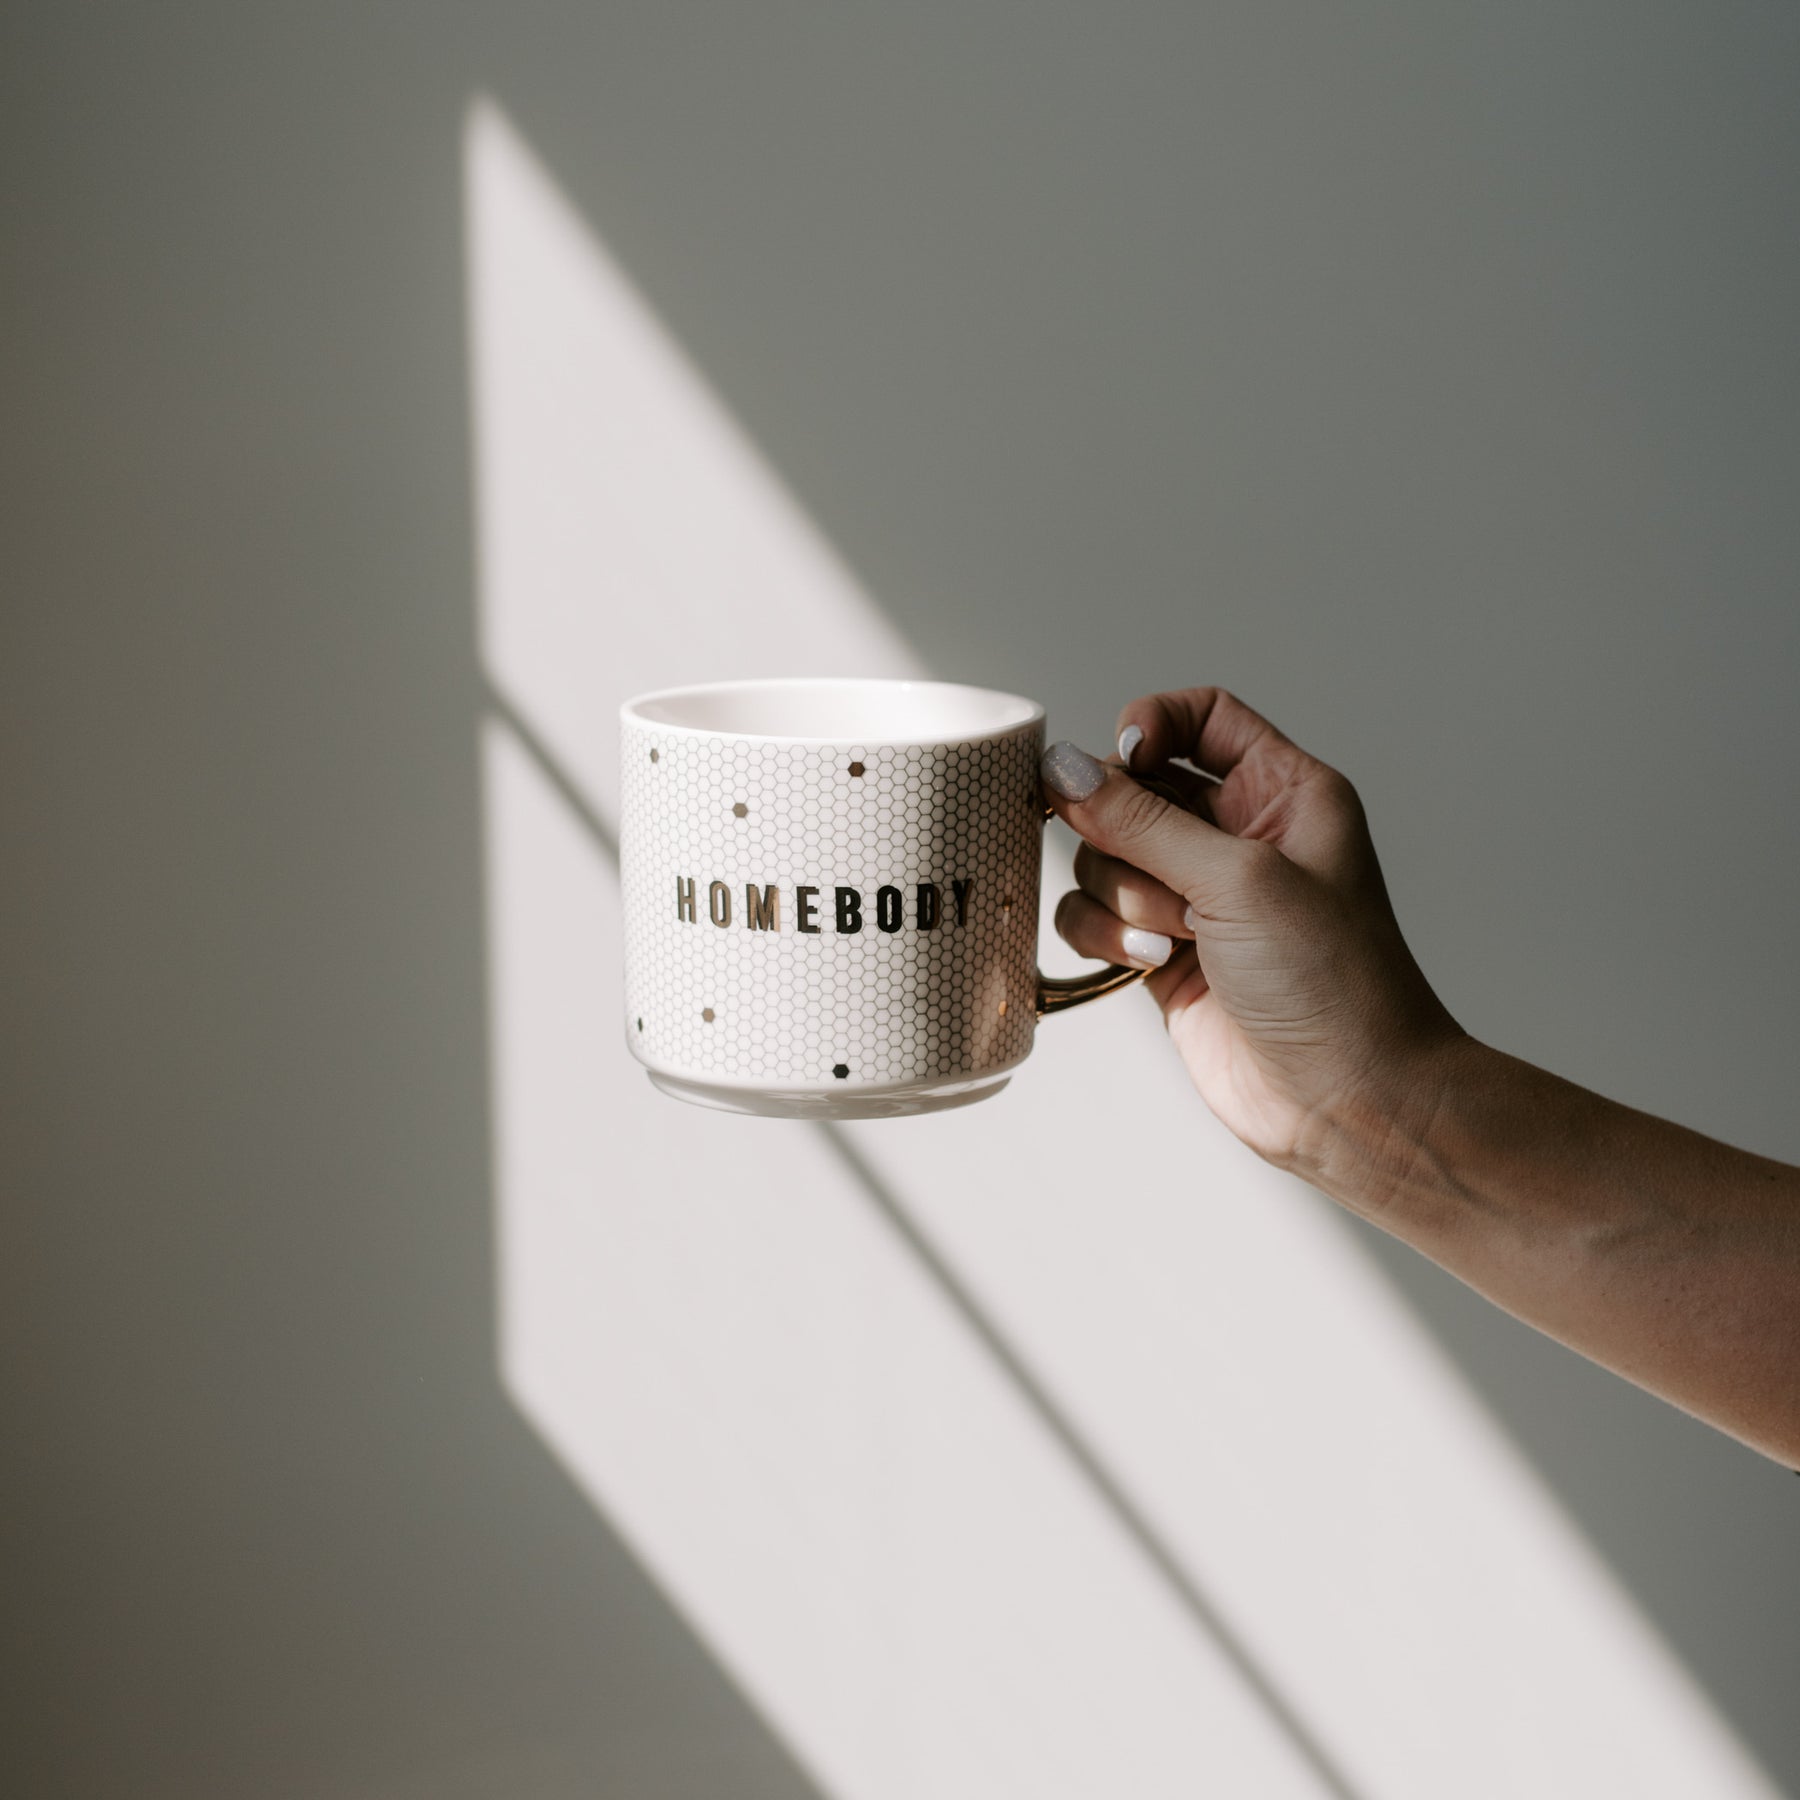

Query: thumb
<box><xmin>1040</xmin><ymin>742</ymin><xmax>1259</xmax><ymax>914</ymax></box>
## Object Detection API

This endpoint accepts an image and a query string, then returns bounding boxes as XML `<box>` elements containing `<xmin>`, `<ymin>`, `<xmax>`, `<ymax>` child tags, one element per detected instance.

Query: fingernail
<box><xmin>1182</xmin><ymin>904</ymin><xmax>1200</xmax><ymax>933</ymax></box>
<box><xmin>1117</xmin><ymin>724</ymin><xmax>1144</xmax><ymax>769</ymax></box>
<box><xmin>1041</xmin><ymin>741</ymin><xmax>1107</xmax><ymax>801</ymax></box>
<box><xmin>1121</xmin><ymin>926</ymin><xmax>1172</xmax><ymax>968</ymax></box>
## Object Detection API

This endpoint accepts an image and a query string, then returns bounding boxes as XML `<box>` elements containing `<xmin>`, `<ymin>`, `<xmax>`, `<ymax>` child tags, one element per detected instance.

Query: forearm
<box><xmin>1308</xmin><ymin>1035</ymin><xmax>1800</xmax><ymax>1467</ymax></box>
<box><xmin>1040</xmin><ymin>688</ymin><xmax>1800</xmax><ymax>1460</ymax></box>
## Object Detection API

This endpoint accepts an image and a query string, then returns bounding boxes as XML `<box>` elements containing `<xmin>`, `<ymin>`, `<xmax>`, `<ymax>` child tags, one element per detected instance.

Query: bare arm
<box><xmin>1039</xmin><ymin>689</ymin><xmax>1800</xmax><ymax>1467</ymax></box>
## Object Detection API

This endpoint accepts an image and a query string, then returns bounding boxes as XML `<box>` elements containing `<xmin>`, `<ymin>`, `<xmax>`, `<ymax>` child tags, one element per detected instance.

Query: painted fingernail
<box><xmin>1121</xmin><ymin>926</ymin><xmax>1172</xmax><ymax>968</ymax></box>
<box><xmin>1041</xmin><ymin>741</ymin><xmax>1106</xmax><ymax>802</ymax></box>
<box><xmin>1183</xmin><ymin>904</ymin><xmax>1200</xmax><ymax>933</ymax></box>
<box><xmin>1117</xmin><ymin>724</ymin><xmax>1144</xmax><ymax>769</ymax></box>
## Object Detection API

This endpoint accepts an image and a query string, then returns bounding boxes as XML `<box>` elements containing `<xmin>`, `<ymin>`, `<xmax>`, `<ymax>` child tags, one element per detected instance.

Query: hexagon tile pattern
<box><xmin>620</xmin><ymin>717</ymin><xmax>1046</xmax><ymax>1088</ymax></box>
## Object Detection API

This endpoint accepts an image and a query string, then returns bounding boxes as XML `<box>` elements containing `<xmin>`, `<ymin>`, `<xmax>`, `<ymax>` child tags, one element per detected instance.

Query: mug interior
<box><xmin>623</xmin><ymin>678</ymin><xmax>1042</xmax><ymax>744</ymax></box>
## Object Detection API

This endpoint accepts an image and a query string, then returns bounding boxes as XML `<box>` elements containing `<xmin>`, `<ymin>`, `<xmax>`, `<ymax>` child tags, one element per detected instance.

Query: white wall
<box><xmin>5</xmin><ymin>5</ymin><xmax>1798</xmax><ymax>1794</ymax></box>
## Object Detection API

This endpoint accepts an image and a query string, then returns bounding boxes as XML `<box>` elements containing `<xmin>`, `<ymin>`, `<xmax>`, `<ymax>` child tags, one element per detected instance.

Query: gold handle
<box><xmin>1036</xmin><ymin>961</ymin><xmax>1146</xmax><ymax>1018</ymax></box>
<box><xmin>1035</xmin><ymin>769</ymin><xmax>1193</xmax><ymax>1022</ymax></box>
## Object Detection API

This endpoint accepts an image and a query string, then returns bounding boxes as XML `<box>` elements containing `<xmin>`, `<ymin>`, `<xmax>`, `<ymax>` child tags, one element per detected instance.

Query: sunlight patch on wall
<box><xmin>466</xmin><ymin>93</ymin><xmax>1778</xmax><ymax>1800</ymax></box>
<box><xmin>484</xmin><ymin>715</ymin><xmax>1328</xmax><ymax>1798</ymax></box>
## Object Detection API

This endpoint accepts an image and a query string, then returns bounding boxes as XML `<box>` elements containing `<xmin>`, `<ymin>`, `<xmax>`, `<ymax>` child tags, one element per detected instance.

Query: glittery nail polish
<box><xmin>1041</xmin><ymin>741</ymin><xmax>1106</xmax><ymax>801</ymax></box>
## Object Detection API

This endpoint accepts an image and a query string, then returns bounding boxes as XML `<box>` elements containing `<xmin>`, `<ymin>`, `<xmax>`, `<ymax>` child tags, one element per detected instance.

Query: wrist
<box><xmin>1295</xmin><ymin>1027</ymin><xmax>1493</xmax><ymax>1229</ymax></box>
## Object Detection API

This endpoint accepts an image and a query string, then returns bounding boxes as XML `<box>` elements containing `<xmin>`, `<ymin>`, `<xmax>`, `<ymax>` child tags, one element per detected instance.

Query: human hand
<box><xmin>1041</xmin><ymin>688</ymin><xmax>1464</xmax><ymax>1193</ymax></box>
<box><xmin>1045</xmin><ymin>689</ymin><xmax>1800</xmax><ymax>1467</ymax></box>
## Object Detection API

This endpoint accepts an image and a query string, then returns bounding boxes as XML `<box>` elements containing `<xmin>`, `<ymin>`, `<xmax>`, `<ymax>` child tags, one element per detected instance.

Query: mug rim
<box><xmin>620</xmin><ymin>676</ymin><xmax>1045</xmax><ymax>747</ymax></box>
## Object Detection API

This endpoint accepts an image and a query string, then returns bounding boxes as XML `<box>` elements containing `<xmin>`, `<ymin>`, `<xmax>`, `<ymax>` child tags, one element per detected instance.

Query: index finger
<box><xmin>1115</xmin><ymin>686</ymin><xmax>1303</xmax><ymax>782</ymax></box>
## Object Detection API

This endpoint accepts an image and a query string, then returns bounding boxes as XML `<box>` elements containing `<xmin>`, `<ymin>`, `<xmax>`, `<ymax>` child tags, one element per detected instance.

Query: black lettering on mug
<box><xmin>745</xmin><ymin>884</ymin><xmax>780</xmax><ymax>931</ymax></box>
<box><xmin>678</xmin><ymin>877</ymin><xmax>969</xmax><ymax>932</ymax></box>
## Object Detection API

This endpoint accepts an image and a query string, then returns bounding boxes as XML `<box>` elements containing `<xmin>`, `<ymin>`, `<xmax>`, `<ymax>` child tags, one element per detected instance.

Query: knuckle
<box><xmin>1104</xmin><ymin>778</ymin><xmax>1174</xmax><ymax>853</ymax></box>
<box><xmin>1310</xmin><ymin>763</ymin><xmax>1361</xmax><ymax>817</ymax></box>
<box><xmin>1306</xmin><ymin>764</ymin><xmax>1374</xmax><ymax>870</ymax></box>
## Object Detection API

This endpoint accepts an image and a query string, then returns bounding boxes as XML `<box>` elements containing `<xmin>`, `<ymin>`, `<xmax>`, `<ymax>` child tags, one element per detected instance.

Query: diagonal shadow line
<box><xmin>485</xmin><ymin>681</ymin><xmax>1368</xmax><ymax>1800</ymax></box>
<box><xmin>818</xmin><ymin>1125</ymin><xmax>1370</xmax><ymax>1800</ymax></box>
<box><xmin>487</xmin><ymin>680</ymin><xmax>621</xmax><ymax>857</ymax></box>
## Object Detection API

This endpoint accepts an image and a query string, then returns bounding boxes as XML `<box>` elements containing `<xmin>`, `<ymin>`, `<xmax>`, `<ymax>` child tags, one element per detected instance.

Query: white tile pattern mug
<box><xmin>620</xmin><ymin>678</ymin><xmax>1144</xmax><ymax>1117</ymax></box>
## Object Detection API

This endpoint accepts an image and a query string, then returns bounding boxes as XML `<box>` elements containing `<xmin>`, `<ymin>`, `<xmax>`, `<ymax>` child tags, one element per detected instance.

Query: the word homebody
<box><xmin>676</xmin><ymin>876</ymin><xmax>974</xmax><ymax>934</ymax></box>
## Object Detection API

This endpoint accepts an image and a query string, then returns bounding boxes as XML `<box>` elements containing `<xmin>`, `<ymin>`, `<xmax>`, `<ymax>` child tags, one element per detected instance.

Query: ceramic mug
<box><xmin>619</xmin><ymin>677</ymin><xmax>1147</xmax><ymax>1118</ymax></box>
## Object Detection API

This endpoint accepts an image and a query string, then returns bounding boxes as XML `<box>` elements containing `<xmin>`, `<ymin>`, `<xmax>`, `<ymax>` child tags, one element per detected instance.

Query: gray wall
<box><xmin>5</xmin><ymin>3</ymin><xmax>1797</xmax><ymax>1794</ymax></box>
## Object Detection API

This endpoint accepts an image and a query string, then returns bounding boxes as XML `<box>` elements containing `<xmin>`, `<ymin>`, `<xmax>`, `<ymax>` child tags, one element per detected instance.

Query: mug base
<box><xmin>644</xmin><ymin>1068</ymin><xmax>1014</xmax><ymax>1120</ymax></box>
